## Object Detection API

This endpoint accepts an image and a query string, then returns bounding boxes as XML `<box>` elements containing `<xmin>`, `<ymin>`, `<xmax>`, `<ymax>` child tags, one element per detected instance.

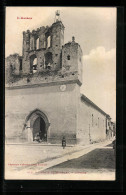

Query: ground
<box><xmin>5</xmin><ymin>140</ymin><xmax>115</xmax><ymax>180</ymax></box>
<box><xmin>5</xmin><ymin>144</ymin><xmax>81</xmax><ymax>166</ymax></box>
<box><xmin>41</xmin><ymin>145</ymin><xmax>115</xmax><ymax>174</ymax></box>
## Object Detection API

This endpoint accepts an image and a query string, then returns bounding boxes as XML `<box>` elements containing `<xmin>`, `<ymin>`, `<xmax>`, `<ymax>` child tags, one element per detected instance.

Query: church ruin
<box><xmin>5</xmin><ymin>11</ymin><xmax>115</xmax><ymax>145</ymax></box>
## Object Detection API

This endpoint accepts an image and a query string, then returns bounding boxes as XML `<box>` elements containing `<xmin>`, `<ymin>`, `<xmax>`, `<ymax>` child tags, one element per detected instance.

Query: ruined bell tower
<box><xmin>22</xmin><ymin>11</ymin><xmax>65</xmax><ymax>74</ymax></box>
<box><xmin>5</xmin><ymin>11</ymin><xmax>83</xmax><ymax>87</ymax></box>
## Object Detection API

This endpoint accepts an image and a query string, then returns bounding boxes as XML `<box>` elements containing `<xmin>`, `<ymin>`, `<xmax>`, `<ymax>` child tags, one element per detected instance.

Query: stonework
<box><xmin>5</xmin><ymin>12</ymin><xmax>114</xmax><ymax>145</ymax></box>
<box><xmin>22</xmin><ymin>21</ymin><xmax>64</xmax><ymax>74</ymax></box>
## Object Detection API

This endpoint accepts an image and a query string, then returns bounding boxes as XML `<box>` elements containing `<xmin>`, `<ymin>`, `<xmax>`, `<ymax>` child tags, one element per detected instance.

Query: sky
<box><xmin>5</xmin><ymin>7</ymin><xmax>116</xmax><ymax>121</ymax></box>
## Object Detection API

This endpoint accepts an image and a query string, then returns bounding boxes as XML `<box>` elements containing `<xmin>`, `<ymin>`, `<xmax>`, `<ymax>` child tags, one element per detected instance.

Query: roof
<box><xmin>81</xmin><ymin>94</ymin><xmax>109</xmax><ymax>116</ymax></box>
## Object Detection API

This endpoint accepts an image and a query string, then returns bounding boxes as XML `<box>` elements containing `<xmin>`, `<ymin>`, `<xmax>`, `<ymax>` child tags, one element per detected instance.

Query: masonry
<box><xmin>5</xmin><ymin>11</ymin><xmax>114</xmax><ymax>145</ymax></box>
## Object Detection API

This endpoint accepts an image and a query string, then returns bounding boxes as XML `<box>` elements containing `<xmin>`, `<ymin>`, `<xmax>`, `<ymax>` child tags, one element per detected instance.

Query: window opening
<box><xmin>30</xmin><ymin>54</ymin><xmax>37</xmax><ymax>73</ymax></box>
<box><xmin>36</xmin><ymin>38</ymin><xmax>39</xmax><ymax>50</ymax></box>
<box><xmin>45</xmin><ymin>52</ymin><xmax>53</xmax><ymax>69</ymax></box>
<box><xmin>19</xmin><ymin>59</ymin><xmax>22</xmax><ymax>71</ymax></box>
<box><xmin>92</xmin><ymin>114</ymin><xmax>93</xmax><ymax>127</ymax></box>
<box><xmin>47</xmin><ymin>36</ymin><xmax>51</xmax><ymax>48</ymax></box>
<box><xmin>67</xmin><ymin>55</ymin><xmax>70</xmax><ymax>60</ymax></box>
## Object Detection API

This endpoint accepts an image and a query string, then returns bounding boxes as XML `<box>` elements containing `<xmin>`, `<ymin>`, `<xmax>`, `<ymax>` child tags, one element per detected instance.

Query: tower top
<box><xmin>72</xmin><ymin>36</ymin><xmax>75</xmax><ymax>42</ymax></box>
<box><xmin>54</xmin><ymin>10</ymin><xmax>61</xmax><ymax>22</ymax></box>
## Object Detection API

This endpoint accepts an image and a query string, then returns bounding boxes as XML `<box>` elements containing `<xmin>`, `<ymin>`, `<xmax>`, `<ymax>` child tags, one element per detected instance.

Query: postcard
<box><xmin>5</xmin><ymin>7</ymin><xmax>116</xmax><ymax>180</ymax></box>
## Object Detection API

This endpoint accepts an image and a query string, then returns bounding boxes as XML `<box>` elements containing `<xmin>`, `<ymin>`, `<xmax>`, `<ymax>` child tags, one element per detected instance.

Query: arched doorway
<box><xmin>33</xmin><ymin>116</ymin><xmax>47</xmax><ymax>141</ymax></box>
<box><xmin>24</xmin><ymin>109</ymin><xmax>50</xmax><ymax>143</ymax></box>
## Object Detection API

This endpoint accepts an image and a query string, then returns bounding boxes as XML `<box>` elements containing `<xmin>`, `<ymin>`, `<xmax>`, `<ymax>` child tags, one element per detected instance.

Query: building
<box><xmin>5</xmin><ymin>11</ymin><xmax>114</xmax><ymax>145</ymax></box>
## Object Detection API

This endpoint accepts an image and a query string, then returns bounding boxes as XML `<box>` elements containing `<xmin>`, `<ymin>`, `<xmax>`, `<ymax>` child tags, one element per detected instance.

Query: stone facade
<box><xmin>5</xmin><ymin>12</ymin><xmax>114</xmax><ymax>145</ymax></box>
<box><xmin>5</xmin><ymin>82</ymin><xmax>78</xmax><ymax>144</ymax></box>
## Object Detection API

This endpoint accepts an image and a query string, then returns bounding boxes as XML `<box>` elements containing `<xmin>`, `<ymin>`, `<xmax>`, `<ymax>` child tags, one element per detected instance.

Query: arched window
<box><xmin>45</xmin><ymin>52</ymin><xmax>53</xmax><ymax>69</ymax></box>
<box><xmin>36</xmin><ymin>38</ymin><xmax>39</xmax><ymax>50</ymax></box>
<box><xmin>33</xmin><ymin>58</ymin><xmax>37</xmax><ymax>65</ymax></box>
<box><xmin>30</xmin><ymin>54</ymin><xmax>37</xmax><ymax>73</ymax></box>
<box><xmin>33</xmin><ymin>58</ymin><xmax>37</xmax><ymax>73</ymax></box>
<box><xmin>43</xmin><ymin>40</ymin><xmax>46</xmax><ymax>49</ymax></box>
<box><xmin>47</xmin><ymin>36</ymin><xmax>51</xmax><ymax>48</ymax></box>
<box><xmin>30</xmin><ymin>37</ymin><xmax>34</xmax><ymax>50</ymax></box>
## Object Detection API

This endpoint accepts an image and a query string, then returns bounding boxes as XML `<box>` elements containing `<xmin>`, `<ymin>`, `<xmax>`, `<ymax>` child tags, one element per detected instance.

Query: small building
<box><xmin>5</xmin><ymin>11</ymin><xmax>114</xmax><ymax>145</ymax></box>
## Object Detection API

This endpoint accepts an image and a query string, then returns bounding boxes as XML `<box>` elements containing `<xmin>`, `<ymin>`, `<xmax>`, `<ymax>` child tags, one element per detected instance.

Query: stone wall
<box><xmin>5</xmin><ymin>54</ymin><xmax>22</xmax><ymax>83</ymax></box>
<box><xmin>77</xmin><ymin>95</ymin><xmax>106</xmax><ymax>145</ymax></box>
<box><xmin>5</xmin><ymin>82</ymin><xmax>78</xmax><ymax>144</ymax></box>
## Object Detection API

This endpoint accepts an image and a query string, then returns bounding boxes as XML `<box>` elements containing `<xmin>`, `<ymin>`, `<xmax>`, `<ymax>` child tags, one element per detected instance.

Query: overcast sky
<box><xmin>6</xmin><ymin>7</ymin><xmax>116</xmax><ymax>121</ymax></box>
